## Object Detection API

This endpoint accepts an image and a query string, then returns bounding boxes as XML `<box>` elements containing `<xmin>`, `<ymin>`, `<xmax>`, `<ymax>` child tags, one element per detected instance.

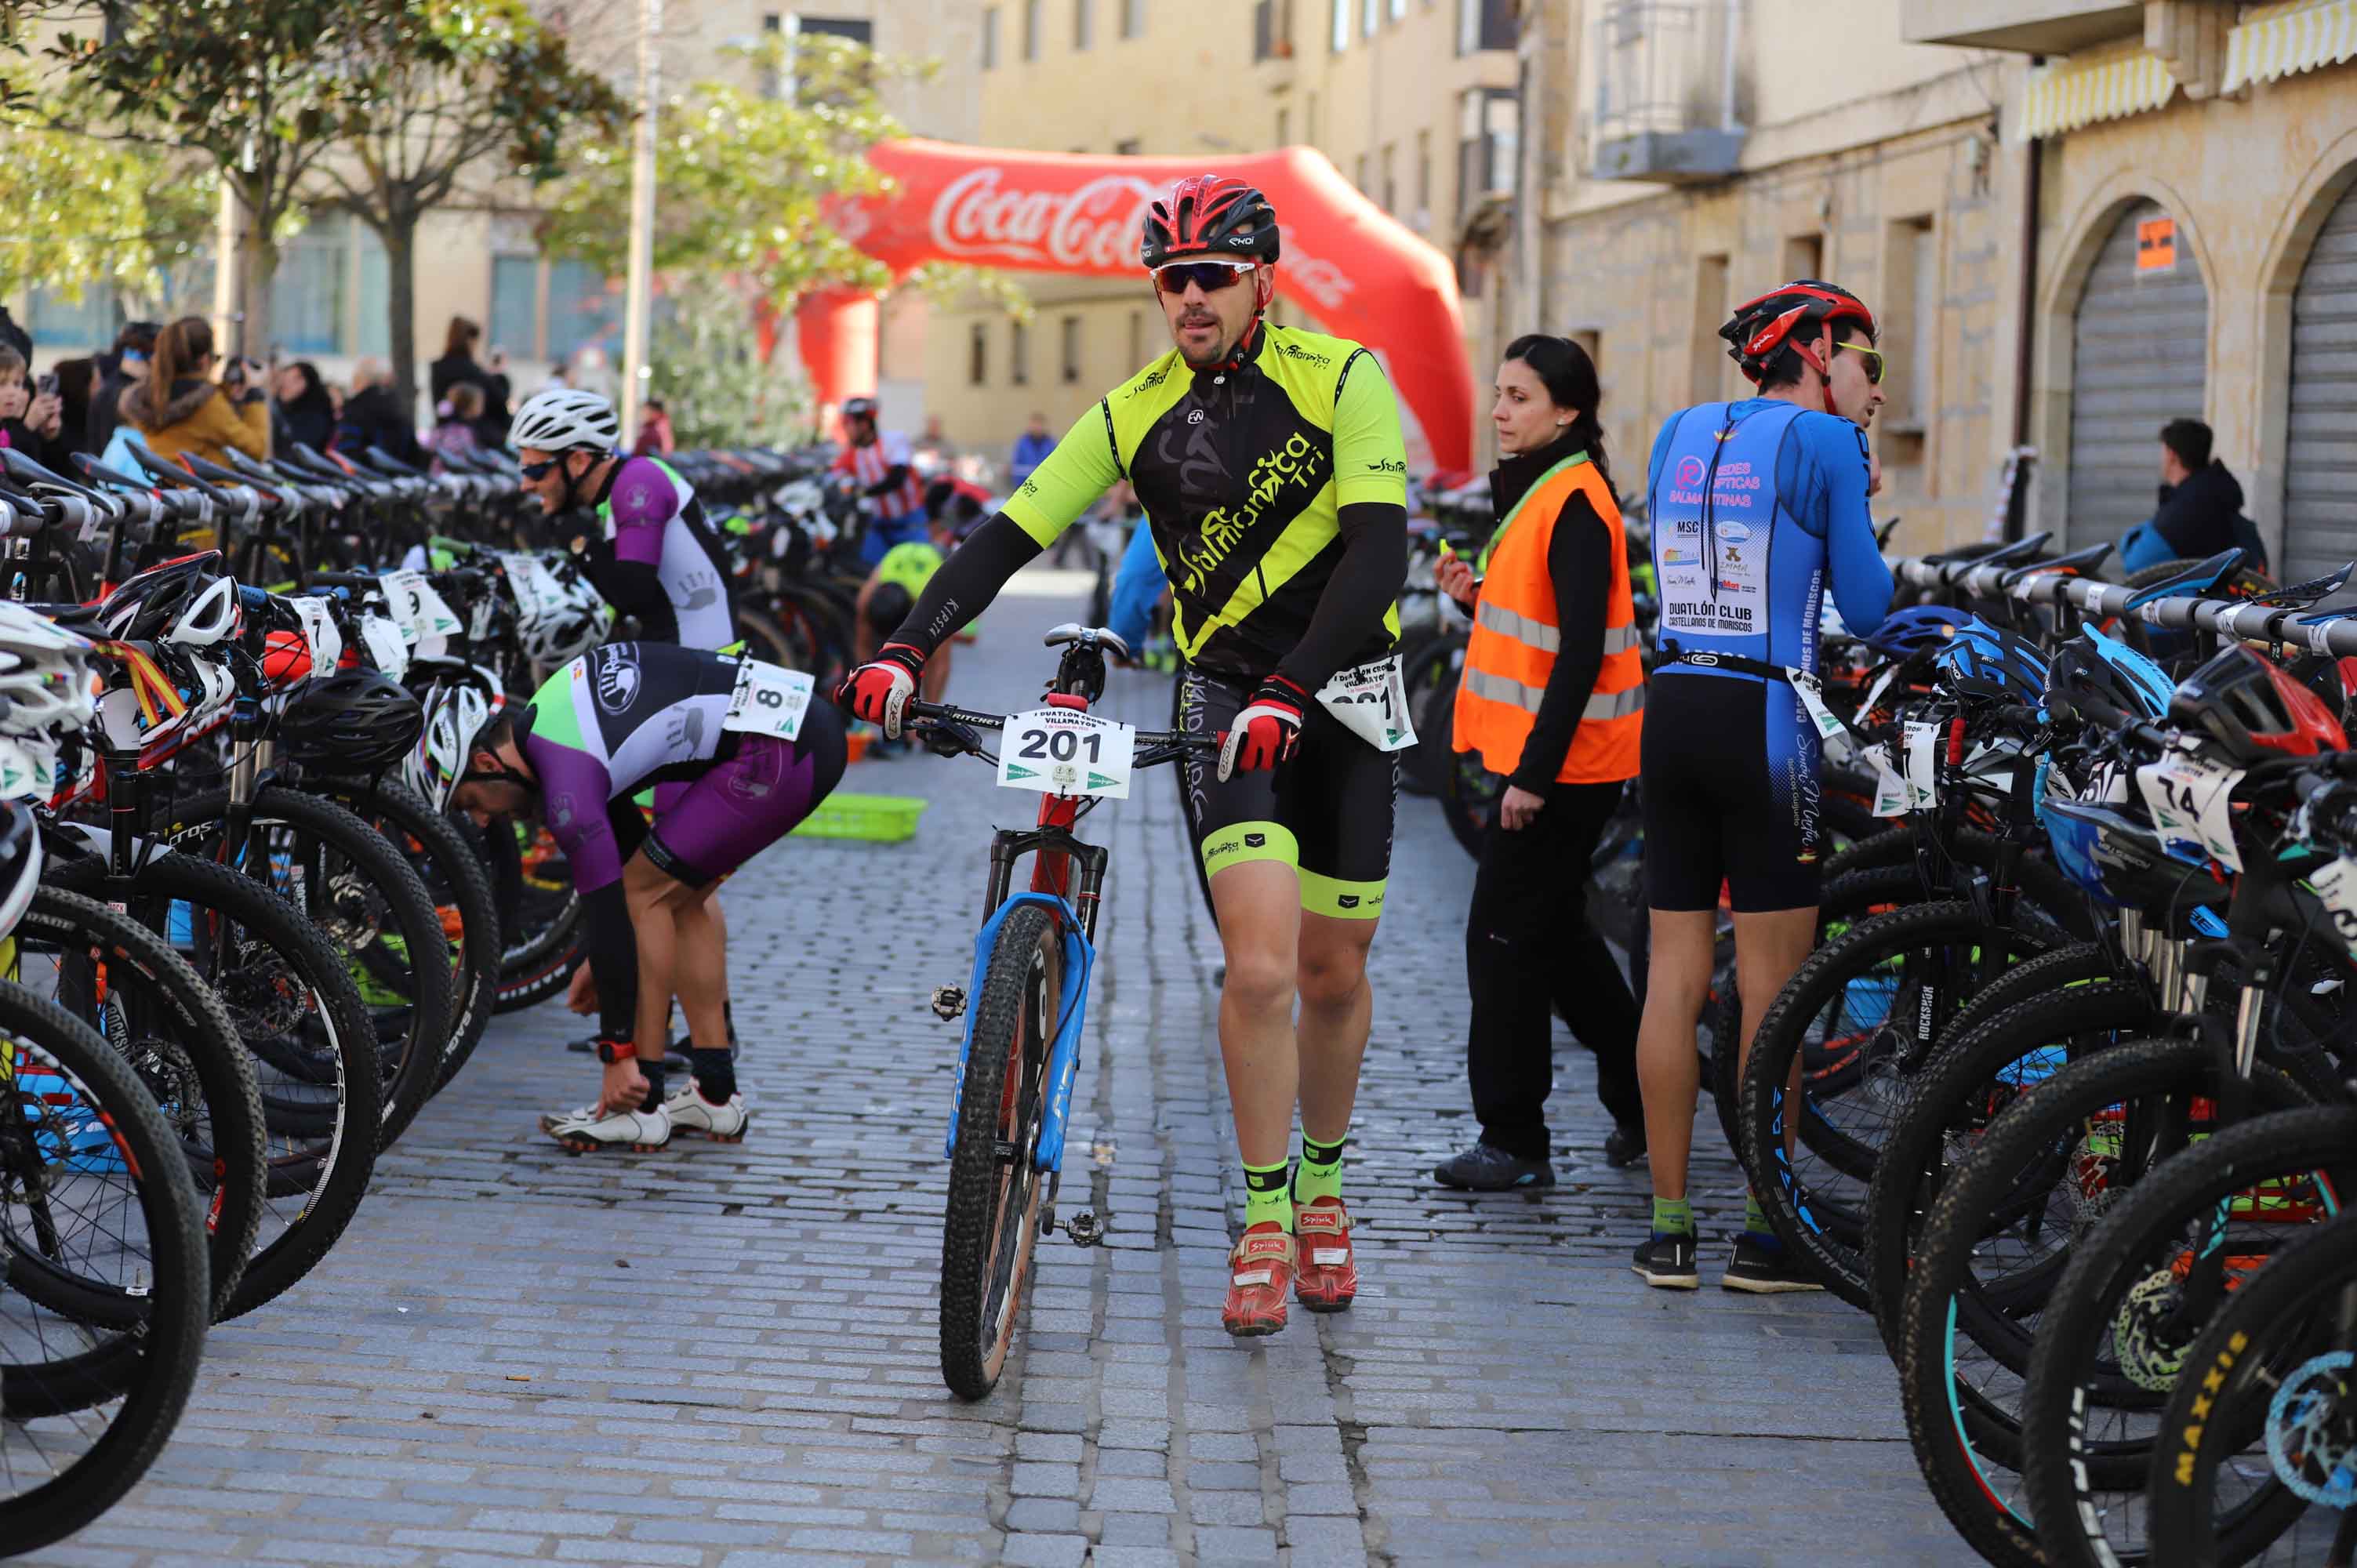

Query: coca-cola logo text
<box><xmin>929</xmin><ymin>167</ymin><xmax>1161</xmax><ymax>269</ymax></box>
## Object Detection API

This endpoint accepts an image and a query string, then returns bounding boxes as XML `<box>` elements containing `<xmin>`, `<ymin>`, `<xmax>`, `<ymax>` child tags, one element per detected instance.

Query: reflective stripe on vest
<box><xmin>1452</xmin><ymin>453</ymin><xmax>1643</xmax><ymax>785</ymax></box>
<box><xmin>1462</xmin><ymin>666</ymin><xmax>1646</xmax><ymax>720</ymax></box>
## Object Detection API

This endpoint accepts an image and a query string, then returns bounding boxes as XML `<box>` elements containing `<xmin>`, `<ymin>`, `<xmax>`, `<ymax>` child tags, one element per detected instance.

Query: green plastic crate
<box><xmin>791</xmin><ymin>792</ymin><xmax>927</xmax><ymax>844</ymax></box>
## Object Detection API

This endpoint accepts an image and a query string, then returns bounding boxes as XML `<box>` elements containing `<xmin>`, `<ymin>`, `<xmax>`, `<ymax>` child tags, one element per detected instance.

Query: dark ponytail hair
<box><xmin>1502</xmin><ymin>333</ymin><xmax>1614</xmax><ymax>502</ymax></box>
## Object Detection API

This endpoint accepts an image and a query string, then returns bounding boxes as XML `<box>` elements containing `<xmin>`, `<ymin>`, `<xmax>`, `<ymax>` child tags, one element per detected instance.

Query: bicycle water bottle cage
<box><xmin>2123</xmin><ymin>550</ymin><xmax>2247</xmax><ymax>613</ymax></box>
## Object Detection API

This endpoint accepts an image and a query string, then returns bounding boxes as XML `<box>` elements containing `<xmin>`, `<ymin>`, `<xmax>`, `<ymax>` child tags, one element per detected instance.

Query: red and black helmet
<box><xmin>2168</xmin><ymin>644</ymin><xmax>2348</xmax><ymax>762</ymax></box>
<box><xmin>1720</xmin><ymin>280</ymin><xmax>1877</xmax><ymax>386</ymax></box>
<box><xmin>1142</xmin><ymin>176</ymin><xmax>1281</xmax><ymax>269</ymax></box>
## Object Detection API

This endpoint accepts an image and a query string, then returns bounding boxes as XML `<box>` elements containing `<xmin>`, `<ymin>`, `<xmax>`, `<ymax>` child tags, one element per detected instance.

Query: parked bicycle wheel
<box><xmin>2145</xmin><ymin>1206</ymin><xmax>2357</xmax><ymax>1567</ymax></box>
<box><xmin>161</xmin><ymin>784</ymin><xmax>452</xmax><ymax>1144</ymax></box>
<box><xmin>939</xmin><ymin>903</ymin><xmax>1060</xmax><ymax>1402</ymax></box>
<box><xmin>1</xmin><ymin>982</ymin><xmax>211</xmax><ymax>1559</ymax></box>
<box><xmin>303</xmin><ymin>778</ymin><xmax>500</xmax><ymax>1095</ymax></box>
<box><xmin>1894</xmin><ymin>1037</ymin><xmax>2314</xmax><ymax>1567</ymax></box>
<box><xmin>1741</xmin><ymin>899</ymin><xmax>2072</xmax><ymax>1305</ymax></box>
<box><xmin>492</xmin><ymin>820</ymin><xmax>583</xmax><ymax>1014</ymax></box>
<box><xmin>47</xmin><ymin>847</ymin><xmax>383</xmax><ymax>1321</ymax></box>
<box><xmin>13</xmin><ymin>886</ymin><xmax>267</xmax><ymax>1327</ymax></box>
<box><xmin>2019</xmin><ymin>1105</ymin><xmax>2357</xmax><ymax>1568</ymax></box>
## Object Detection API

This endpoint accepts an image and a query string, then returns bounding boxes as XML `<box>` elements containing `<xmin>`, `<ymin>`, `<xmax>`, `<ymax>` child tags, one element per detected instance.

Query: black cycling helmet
<box><xmin>96</xmin><ymin>550</ymin><xmax>238</xmax><ymax>646</ymax></box>
<box><xmin>1721</xmin><ymin>280</ymin><xmax>1877</xmax><ymax>405</ymax></box>
<box><xmin>843</xmin><ymin>396</ymin><xmax>878</xmax><ymax>423</ymax></box>
<box><xmin>1142</xmin><ymin>176</ymin><xmax>1281</xmax><ymax>268</ymax></box>
<box><xmin>864</xmin><ymin>583</ymin><xmax>913</xmax><ymax>636</ymax></box>
<box><xmin>2167</xmin><ymin>644</ymin><xmax>2348</xmax><ymax>763</ymax></box>
<box><xmin>278</xmin><ymin>668</ymin><xmax>426</xmax><ymax>774</ymax></box>
<box><xmin>2047</xmin><ymin>630</ymin><xmax>2174</xmax><ymax>724</ymax></box>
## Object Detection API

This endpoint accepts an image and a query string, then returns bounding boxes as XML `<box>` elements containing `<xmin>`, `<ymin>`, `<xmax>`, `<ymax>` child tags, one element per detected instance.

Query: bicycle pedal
<box><xmin>1064</xmin><ymin>1209</ymin><xmax>1106</xmax><ymax>1247</ymax></box>
<box><xmin>930</xmin><ymin>985</ymin><xmax>967</xmax><ymax>1022</ymax></box>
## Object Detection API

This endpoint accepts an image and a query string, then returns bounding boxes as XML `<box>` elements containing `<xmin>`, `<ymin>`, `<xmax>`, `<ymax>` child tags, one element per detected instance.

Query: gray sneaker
<box><xmin>1433</xmin><ymin>1142</ymin><xmax>1556</xmax><ymax>1191</ymax></box>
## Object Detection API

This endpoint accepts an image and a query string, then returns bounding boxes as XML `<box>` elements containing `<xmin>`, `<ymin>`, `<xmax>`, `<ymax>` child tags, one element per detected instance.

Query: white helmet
<box><xmin>0</xmin><ymin>800</ymin><xmax>39</xmax><ymax>940</ymax></box>
<box><xmin>521</xmin><ymin>558</ymin><xmax>611</xmax><ymax>665</ymax></box>
<box><xmin>405</xmin><ymin>679</ymin><xmax>498</xmax><ymax>811</ymax></box>
<box><xmin>509</xmin><ymin>388</ymin><xmax>620</xmax><ymax>455</ymax></box>
<box><xmin>0</xmin><ymin>604</ymin><xmax>98</xmax><ymax>742</ymax></box>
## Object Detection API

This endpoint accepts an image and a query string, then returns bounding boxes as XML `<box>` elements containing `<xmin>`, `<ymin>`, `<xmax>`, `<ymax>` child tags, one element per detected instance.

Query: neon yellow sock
<box><xmin>1292</xmin><ymin>1131</ymin><xmax>1346</xmax><ymax>1205</ymax></box>
<box><xmin>1243</xmin><ymin>1160</ymin><xmax>1293</xmax><ymax>1231</ymax></box>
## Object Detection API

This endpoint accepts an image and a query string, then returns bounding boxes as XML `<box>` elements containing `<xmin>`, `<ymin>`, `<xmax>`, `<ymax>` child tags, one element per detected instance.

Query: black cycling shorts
<box><xmin>1178</xmin><ymin>668</ymin><xmax>1397</xmax><ymax>920</ymax></box>
<box><xmin>1640</xmin><ymin>670</ymin><xmax>1824</xmax><ymax>913</ymax></box>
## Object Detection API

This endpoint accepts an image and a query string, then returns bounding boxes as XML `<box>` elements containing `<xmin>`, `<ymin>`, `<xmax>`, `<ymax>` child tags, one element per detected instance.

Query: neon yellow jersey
<box><xmin>875</xmin><ymin>541</ymin><xmax>945</xmax><ymax>597</ymax></box>
<box><xmin>1003</xmin><ymin>323</ymin><xmax>1408</xmax><ymax>677</ymax></box>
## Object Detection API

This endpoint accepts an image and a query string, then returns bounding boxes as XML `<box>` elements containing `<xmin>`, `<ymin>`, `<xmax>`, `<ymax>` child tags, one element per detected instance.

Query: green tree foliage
<box><xmin>52</xmin><ymin>0</ymin><xmax>398</xmax><ymax>354</ymax></box>
<box><xmin>0</xmin><ymin>68</ymin><xmax>218</xmax><ymax>307</ymax></box>
<box><xmin>645</xmin><ymin>290</ymin><xmax>808</xmax><ymax>450</ymax></box>
<box><xmin>542</xmin><ymin>32</ymin><xmax>921</xmax><ymax>318</ymax></box>
<box><xmin>311</xmin><ymin>0</ymin><xmax>628</xmax><ymax>405</ymax></box>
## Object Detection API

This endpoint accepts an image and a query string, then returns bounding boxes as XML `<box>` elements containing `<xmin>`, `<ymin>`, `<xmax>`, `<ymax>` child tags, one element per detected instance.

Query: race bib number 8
<box><xmin>721</xmin><ymin>659</ymin><xmax>815</xmax><ymax>743</ymax></box>
<box><xmin>998</xmin><ymin>709</ymin><xmax>1136</xmax><ymax>800</ymax></box>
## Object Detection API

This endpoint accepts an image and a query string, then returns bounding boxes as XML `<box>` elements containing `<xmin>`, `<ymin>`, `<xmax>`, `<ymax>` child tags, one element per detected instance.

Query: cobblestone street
<box><xmin>31</xmin><ymin>572</ymin><xmax>1977</xmax><ymax>1568</ymax></box>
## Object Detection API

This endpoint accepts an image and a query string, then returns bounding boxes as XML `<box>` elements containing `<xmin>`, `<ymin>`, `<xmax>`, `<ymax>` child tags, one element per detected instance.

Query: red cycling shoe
<box><xmin>1221</xmin><ymin>1221</ymin><xmax>1296</xmax><ymax>1337</ymax></box>
<box><xmin>1291</xmin><ymin>1197</ymin><xmax>1357</xmax><ymax>1312</ymax></box>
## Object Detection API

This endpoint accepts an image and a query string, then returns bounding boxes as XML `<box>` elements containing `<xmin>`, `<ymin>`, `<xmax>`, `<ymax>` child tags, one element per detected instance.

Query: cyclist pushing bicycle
<box><xmin>841</xmin><ymin>175</ymin><xmax>1411</xmax><ymax>1337</ymax></box>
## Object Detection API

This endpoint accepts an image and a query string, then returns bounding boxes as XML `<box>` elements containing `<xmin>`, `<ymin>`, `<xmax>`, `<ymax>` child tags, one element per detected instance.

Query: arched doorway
<box><xmin>2282</xmin><ymin>175</ymin><xmax>2357</xmax><ymax>585</ymax></box>
<box><xmin>2065</xmin><ymin>200</ymin><xmax>2210</xmax><ymax>554</ymax></box>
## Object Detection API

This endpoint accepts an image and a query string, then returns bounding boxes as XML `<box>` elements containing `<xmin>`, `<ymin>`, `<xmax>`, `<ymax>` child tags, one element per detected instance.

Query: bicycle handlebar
<box><xmin>902</xmin><ymin>698</ymin><xmax>1220</xmax><ymax>756</ymax></box>
<box><xmin>1887</xmin><ymin>551</ymin><xmax>2357</xmax><ymax>658</ymax></box>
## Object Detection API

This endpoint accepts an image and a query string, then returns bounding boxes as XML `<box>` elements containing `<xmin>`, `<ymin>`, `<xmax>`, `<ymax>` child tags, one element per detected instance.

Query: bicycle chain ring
<box><xmin>2266</xmin><ymin>1348</ymin><xmax>2357</xmax><ymax>1508</ymax></box>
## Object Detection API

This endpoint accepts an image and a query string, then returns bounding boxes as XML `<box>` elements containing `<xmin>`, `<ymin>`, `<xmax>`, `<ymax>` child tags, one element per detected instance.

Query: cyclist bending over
<box><xmin>509</xmin><ymin>387</ymin><xmax>736</xmax><ymax>650</ymax></box>
<box><xmin>841</xmin><ymin>176</ymin><xmax>1411</xmax><ymax>1338</ymax></box>
<box><xmin>448</xmin><ymin>642</ymin><xmax>847</xmax><ymax>1151</ymax></box>
<box><xmin>1632</xmin><ymin>279</ymin><xmax>1893</xmax><ymax>1291</ymax></box>
<box><xmin>855</xmin><ymin>539</ymin><xmax>952</xmax><ymax>705</ymax></box>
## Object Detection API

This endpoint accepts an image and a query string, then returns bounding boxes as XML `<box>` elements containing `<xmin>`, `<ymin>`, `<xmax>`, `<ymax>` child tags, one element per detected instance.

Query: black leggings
<box><xmin>1464</xmin><ymin>779</ymin><xmax>1643</xmax><ymax>1157</ymax></box>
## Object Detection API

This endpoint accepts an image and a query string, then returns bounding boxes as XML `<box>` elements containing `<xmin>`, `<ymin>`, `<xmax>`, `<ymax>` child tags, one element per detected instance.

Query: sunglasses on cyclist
<box><xmin>518</xmin><ymin>456</ymin><xmax>563</xmax><ymax>481</ymax></box>
<box><xmin>1152</xmin><ymin>259</ymin><xmax>1258</xmax><ymax>296</ymax></box>
<box><xmin>1833</xmin><ymin>339</ymin><xmax>1885</xmax><ymax>386</ymax></box>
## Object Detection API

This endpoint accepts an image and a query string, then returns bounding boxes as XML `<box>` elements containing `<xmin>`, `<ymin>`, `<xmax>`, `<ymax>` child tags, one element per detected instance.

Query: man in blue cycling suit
<box><xmin>1632</xmin><ymin>280</ymin><xmax>1894</xmax><ymax>1293</ymax></box>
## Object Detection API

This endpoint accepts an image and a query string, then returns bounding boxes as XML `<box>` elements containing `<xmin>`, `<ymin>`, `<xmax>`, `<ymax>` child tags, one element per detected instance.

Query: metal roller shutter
<box><xmin>2283</xmin><ymin>180</ymin><xmax>2357</xmax><ymax>586</ymax></box>
<box><xmin>2066</xmin><ymin>201</ymin><xmax>2210</xmax><ymax>554</ymax></box>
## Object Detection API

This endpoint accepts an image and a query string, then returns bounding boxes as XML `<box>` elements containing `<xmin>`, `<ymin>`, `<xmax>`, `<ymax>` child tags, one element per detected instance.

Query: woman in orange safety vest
<box><xmin>1430</xmin><ymin>334</ymin><xmax>1647</xmax><ymax>1192</ymax></box>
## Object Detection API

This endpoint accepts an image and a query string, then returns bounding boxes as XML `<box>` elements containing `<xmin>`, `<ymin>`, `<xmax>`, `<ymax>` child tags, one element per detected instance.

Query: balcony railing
<box><xmin>1590</xmin><ymin>0</ymin><xmax>1746</xmax><ymax>183</ymax></box>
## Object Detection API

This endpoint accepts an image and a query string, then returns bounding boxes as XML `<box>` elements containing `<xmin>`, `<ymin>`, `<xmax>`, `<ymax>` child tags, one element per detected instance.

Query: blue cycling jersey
<box><xmin>1107</xmin><ymin>521</ymin><xmax>1163</xmax><ymax>652</ymax></box>
<box><xmin>1644</xmin><ymin>397</ymin><xmax>1891</xmax><ymax>675</ymax></box>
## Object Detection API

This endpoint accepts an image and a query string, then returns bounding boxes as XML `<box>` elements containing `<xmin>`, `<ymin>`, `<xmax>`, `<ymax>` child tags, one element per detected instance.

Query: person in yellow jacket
<box><xmin>1431</xmin><ymin>335</ymin><xmax>1647</xmax><ymax>1189</ymax></box>
<box><xmin>121</xmin><ymin>316</ymin><xmax>271</xmax><ymax>468</ymax></box>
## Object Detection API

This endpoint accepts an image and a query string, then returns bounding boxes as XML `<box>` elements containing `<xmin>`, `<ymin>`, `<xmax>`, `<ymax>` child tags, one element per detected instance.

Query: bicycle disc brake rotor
<box><xmin>2111</xmin><ymin>1268</ymin><xmax>2193</xmax><ymax>1392</ymax></box>
<box><xmin>2267</xmin><ymin>1349</ymin><xmax>2357</xmax><ymax>1508</ymax></box>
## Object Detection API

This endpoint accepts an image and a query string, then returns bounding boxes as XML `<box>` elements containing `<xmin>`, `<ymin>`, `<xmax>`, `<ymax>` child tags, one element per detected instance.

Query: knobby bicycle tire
<box><xmin>1896</xmin><ymin>1037</ymin><xmax>2312</xmax><ymax>1568</ymax></box>
<box><xmin>0</xmin><ymin>982</ymin><xmax>210</xmax><ymax>1558</ymax></box>
<box><xmin>939</xmin><ymin>903</ymin><xmax>1059</xmax><ymax>1402</ymax></box>
<box><xmin>1742</xmin><ymin>898</ymin><xmax>2070</xmax><ymax>1307</ymax></box>
<box><xmin>15</xmin><ymin>885</ymin><xmax>267</xmax><ymax>1328</ymax></box>
<box><xmin>2019</xmin><ymin>1105</ymin><xmax>2357</xmax><ymax>1568</ymax></box>
<box><xmin>1865</xmin><ymin>980</ymin><xmax>2156</xmax><ymax>1360</ymax></box>
<box><xmin>304</xmin><ymin>778</ymin><xmax>501</xmax><ymax>1097</ymax></box>
<box><xmin>2145</xmin><ymin>1207</ymin><xmax>2357</xmax><ymax>1566</ymax></box>
<box><xmin>492</xmin><ymin>820</ymin><xmax>583</xmax><ymax>1014</ymax></box>
<box><xmin>51</xmin><ymin>850</ymin><xmax>383</xmax><ymax>1321</ymax></box>
<box><xmin>162</xmin><ymin>784</ymin><xmax>452</xmax><ymax>1145</ymax></box>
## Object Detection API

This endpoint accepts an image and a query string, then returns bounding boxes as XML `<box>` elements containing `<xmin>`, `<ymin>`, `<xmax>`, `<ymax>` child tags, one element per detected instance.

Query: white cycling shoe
<box><xmin>663</xmin><ymin>1083</ymin><xmax>750</xmax><ymax>1142</ymax></box>
<box><xmin>547</xmin><ymin>1100</ymin><xmax>671</xmax><ymax>1153</ymax></box>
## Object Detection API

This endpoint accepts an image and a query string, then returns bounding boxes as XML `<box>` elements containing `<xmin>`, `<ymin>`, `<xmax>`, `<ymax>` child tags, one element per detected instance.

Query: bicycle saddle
<box><xmin>1998</xmin><ymin>540</ymin><xmax>2112</xmax><ymax>590</ymax></box>
<box><xmin>2122</xmin><ymin>550</ymin><xmax>2246</xmax><ymax>612</ymax></box>
<box><xmin>1044</xmin><ymin>622</ymin><xmax>1133</xmax><ymax>662</ymax></box>
<box><xmin>125</xmin><ymin>441</ymin><xmax>227</xmax><ymax>498</ymax></box>
<box><xmin>1923</xmin><ymin>531</ymin><xmax>2053</xmax><ymax>572</ymax></box>
<box><xmin>2252</xmin><ymin>561</ymin><xmax>2353</xmax><ymax>609</ymax></box>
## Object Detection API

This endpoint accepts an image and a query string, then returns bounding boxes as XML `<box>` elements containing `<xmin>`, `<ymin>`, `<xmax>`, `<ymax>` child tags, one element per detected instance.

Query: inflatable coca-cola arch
<box><xmin>801</xmin><ymin>140</ymin><xmax>1475</xmax><ymax>472</ymax></box>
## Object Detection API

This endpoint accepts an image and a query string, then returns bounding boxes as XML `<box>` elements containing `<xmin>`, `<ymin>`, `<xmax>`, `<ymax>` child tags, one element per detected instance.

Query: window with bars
<box><xmin>1022</xmin><ymin>0</ymin><xmax>1040</xmax><ymax>59</ymax></box>
<box><xmin>1061</xmin><ymin>315</ymin><xmax>1082</xmax><ymax>382</ymax></box>
<box><xmin>982</xmin><ymin>6</ymin><xmax>999</xmax><ymax>65</ymax></box>
<box><xmin>969</xmin><ymin>321</ymin><xmax>988</xmax><ymax>385</ymax></box>
<box><xmin>1074</xmin><ymin>0</ymin><xmax>1091</xmax><ymax>49</ymax></box>
<box><xmin>1010</xmin><ymin>319</ymin><xmax>1030</xmax><ymax>385</ymax></box>
<box><xmin>1120</xmin><ymin>0</ymin><xmax>1143</xmax><ymax>34</ymax></box>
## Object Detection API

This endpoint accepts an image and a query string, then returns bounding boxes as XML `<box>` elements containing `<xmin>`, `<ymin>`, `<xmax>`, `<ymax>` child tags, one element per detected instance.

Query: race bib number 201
<box><xmin>997</xmin><ymin>709</ymin><xmax>1136</xmax><ymax>800</ymax></box>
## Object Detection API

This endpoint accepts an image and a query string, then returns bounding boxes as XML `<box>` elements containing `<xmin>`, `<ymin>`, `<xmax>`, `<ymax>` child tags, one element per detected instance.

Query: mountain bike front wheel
<box><xmin>939</xmin><ymin>903</ymin><xmax>1061</xmax><ymax>1403</ymax></box>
